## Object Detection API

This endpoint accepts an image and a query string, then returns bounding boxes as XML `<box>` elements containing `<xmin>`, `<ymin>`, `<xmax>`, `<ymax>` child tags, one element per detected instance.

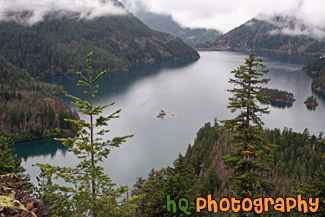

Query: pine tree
<box><xmin>221</xmin><ymin>54</ymin><xmax>275</xmax><ymax>212</ymax></box>
<box><xmin>299</xmin><ymin>134</ymin><xmax>325</xmax><ymax>216</ymax></box>
<box><xmin>35</xmin><ymin>53</ymin><xmax>139</xmax><ymax>217</ymax></box>
<box><xmin>0</xmin><ymin>129</ymin><xmax>33</xmax><ymax>192</ymax></box>
<box><xmin>137</xmin><ymin>154</ymin><xmax>199</xmax><ymax>217</ymax></box>
<box><xmin>0</xmin><ymin>130</ymin><xmax>23</xmax><ymax>175</ymax></box>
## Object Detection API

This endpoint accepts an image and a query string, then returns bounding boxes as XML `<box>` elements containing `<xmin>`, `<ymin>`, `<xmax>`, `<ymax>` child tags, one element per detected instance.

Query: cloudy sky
<box><xmin>124</xmin><ymin>0</ymin><xmax>325</xmax><ymax>34</ymax></box>
<box><xmin>0</xmin><ymin>0</ymin><xmax>324</xmax><ymax>38</ymax></box>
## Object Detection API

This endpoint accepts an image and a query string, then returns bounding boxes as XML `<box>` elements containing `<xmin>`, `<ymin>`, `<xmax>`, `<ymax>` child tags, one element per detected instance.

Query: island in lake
<box><xmin>258</xmin><ymin>88</ymin><xmax>296</xmax><ymax>108</ymax></box>
<box><xmin>304</xmin><ymin>96</ymin><xmax>319</xmax><ymax>110</ymax></box>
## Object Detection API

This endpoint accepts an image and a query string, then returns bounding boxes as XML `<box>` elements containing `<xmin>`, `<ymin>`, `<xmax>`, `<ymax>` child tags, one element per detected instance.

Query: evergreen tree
<box><xmin>299</xmin><ymin>134</ymin><xmax>325</xmax><ymax>216</ymax></box>
<box><xmin>0</xmin><ymin>130</ymin><xmax>23</xmax><ymax>175</ymax></box>
<box><xmin>35</xmin><ymin>53</ymin><xmax>139</xmax><ymax>217</ymax></box>
<box><xmin>0</xmin><ymin>129</ymin><xmax>33</xmax><ymax>192</ymax></box>
<box><xmin>136</xmin><ymin>154</ymin><xmax>200</xmax><ymax>217</ymax></box>
<box><xmin>221</xmin><ymin>54</ymin><xmax>275</xmax><ymax>213</ymax></box>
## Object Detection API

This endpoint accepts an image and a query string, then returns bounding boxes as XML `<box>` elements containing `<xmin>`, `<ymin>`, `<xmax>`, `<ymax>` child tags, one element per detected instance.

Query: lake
<box><xmin>15</xmin><ymin>51</ymin><xmax>325</xmax><ymax>187</ymax></box>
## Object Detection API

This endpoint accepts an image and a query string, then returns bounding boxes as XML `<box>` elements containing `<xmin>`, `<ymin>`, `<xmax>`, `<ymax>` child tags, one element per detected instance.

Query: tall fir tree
<box><xmin>221</xmin><ymin>54</ymin><xmax>275</xmax><ymax>214</ymax></box>
<box><xmin>135</xmin><ymin>154</ymin><xmax>200</xmax><ymax>217</ymax></box>
<box><xmin>35</xmin><ymin>53</ymin><xmax>139</xmax><ymax>217</ymax></box>
<box><xmin>0</xmin><ymin>130</ymin><xmax>23</xmax><ymax>175</ymax></box>
<box><xmin>299</xmin><ymin>133</ymin><xmax>325</xmax><ymax>216</ymax></box>
<box><xmin>0</xmin><ymin>129</ymin><xmax>33</xmax><ymax>192</ymax></box>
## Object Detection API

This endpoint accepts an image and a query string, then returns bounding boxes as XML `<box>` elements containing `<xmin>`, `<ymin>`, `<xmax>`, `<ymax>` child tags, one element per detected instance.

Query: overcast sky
<box><xmin>125</xmin><ymin>0</ymin><xmax>325</xmax><ymax>35</ymax></box>
<box><xmin>0</xmin><ymin>0</ymin><xmax>324</xmax><ymax>38</ymax></box>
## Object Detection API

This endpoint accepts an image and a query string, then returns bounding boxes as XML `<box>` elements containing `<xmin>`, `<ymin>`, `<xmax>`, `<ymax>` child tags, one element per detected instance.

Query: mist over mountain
<box><xmin>201</xmin><ymin>16</ymin><xmax>325</xmax><ymax>57</ymax></box>
<box><xmin>0</xmin><ymin>1</ymin><xmax>199</xmax><ymax>78</ymax></box>
<box><xmin>120</xmin><ymin>0</ymin><xmax>221</xmax><ymax>45</ymax></box>
<box><xmin>123</xmin><ymin>0</ymin><xmax>325</xmax><ymax>40</ymax></box>
<box><xmin>135</xmin><ymin>10</ymin><xmax>221</xmax><ymax>45</ymax></box>
<box><xmin>0</xmin><ymin>0</ymin><xmax>127</xmax><ymax>25</ymax></box>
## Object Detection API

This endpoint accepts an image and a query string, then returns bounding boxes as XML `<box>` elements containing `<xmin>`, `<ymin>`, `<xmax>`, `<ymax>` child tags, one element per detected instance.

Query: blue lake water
<box><xmin>15</xmin><ymin>51</ymin><xmax>325</xmax><ymax>186</ymax></box>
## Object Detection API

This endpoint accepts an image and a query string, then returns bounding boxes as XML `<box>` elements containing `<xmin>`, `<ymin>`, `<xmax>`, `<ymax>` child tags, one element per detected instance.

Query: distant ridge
<box><xmin>135</xmin><ymin>9</ymin><xmax>222</xmax><ymax>46</ymax></box>
<box><xmin>200</xmin><ymin>16</ymin><xmax>325</xmax><ymax>57</ymax></box>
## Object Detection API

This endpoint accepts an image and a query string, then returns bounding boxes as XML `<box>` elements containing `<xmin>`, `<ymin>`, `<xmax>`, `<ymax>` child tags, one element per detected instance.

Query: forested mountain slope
<box><xmin>202</xmin><ymin>17</ymin><xmax>325</xmax><ymax>57</ymax></box>
<box><xmin>0</xmin><ymin>58</ymin><xmax>78</xmax><ymax>142</ymax></box>
<box><xmin>0</xmin><ymin>12</ymin><xmax>199</xmax><ymax>78</ymax></box>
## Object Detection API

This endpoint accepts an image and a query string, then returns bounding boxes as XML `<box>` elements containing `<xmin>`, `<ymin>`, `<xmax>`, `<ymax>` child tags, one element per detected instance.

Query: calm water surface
<box><xmin>15</xmin><ymin>51</ymin><xmax>325</xmax><ymax>186</ymax></box>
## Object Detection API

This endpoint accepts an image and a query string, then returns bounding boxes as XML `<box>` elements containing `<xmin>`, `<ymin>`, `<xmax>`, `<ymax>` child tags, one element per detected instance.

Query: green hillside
<box><xmin>0</xmin><ymin>12</ymin><xmax>199</xmax><ymax>78</ymax></box>
<box><xmin>0</xmin><ymin>57</ymin><xmax>79</xmax><ymax>143</ymax></box>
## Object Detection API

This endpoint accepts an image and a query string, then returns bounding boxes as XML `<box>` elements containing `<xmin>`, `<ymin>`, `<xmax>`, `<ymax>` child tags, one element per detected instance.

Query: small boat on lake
<box><xmin>157</xmin><ymin>110</ymin><xmax>166</xmax><ymax>118</ymax></box>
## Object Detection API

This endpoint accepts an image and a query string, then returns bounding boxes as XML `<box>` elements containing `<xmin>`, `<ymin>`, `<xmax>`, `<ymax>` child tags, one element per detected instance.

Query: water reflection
<box><xmin>44</xmin><ymin>59</ymin><xmax>198</xmax><ymax>104</ymax></box>
<box><xmin>15</xmin><ymin>139</ymin><xmax>68</xmax><ymax>161</ymax></box>
<box><xmin>15</xmin><ymin>59</ymin><xmax>197</xmax><ymax>160</ymax></box>
<box><xmin>313</xmin><ymin>90</ymin><xmax>325</xmax><ymax>103</ymax></box>
<box><xmin>270</xmin><ymin>101</ymin><xmax>294</xmax><ymax>109</ymax></box>
<box><xmin>15</xmin><ymin>51</ymin><xmax>325</xmax><ymax>186</ymax></box>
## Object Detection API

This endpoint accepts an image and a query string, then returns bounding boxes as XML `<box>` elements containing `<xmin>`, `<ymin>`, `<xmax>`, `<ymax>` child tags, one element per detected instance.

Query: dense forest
<box><xmin>0</xmin><ymin>58</ymin><xmax>79</xmax><ymax>143</ymax></box>
<box><xmin>0</xmin><ymin>12</ymin><xmax>199</xmax><ymax>79</ymax></box>
<box><xmin>305</xmin><ymin>57</ymin><xmax>325</xmax><ymax>95</ymax></box>
<box><xmin>133</xmin><ymin>121</ymin><xmax>324</xmax><ymax>216</ymax></box>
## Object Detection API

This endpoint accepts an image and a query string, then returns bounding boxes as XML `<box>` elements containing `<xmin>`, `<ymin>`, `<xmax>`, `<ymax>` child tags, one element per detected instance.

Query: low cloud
<box><xmin>258</xmin><ymin>15</ymin><xmax>325</xmax><ymax>40</ymax></box>
<box><xmin>0</xmin><ymin>0</ymin><xmax>127</xmax><ymax>25</ymax></box>
<box><xmin>124</xmin><ymin>0</ymin><xmax>325</xmax><ymax>39</ymax></box>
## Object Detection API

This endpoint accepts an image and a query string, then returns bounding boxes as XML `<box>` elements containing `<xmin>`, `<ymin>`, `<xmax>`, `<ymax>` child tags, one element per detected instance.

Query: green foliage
<box><xmin>0</xmin><ymin>14</ymin><xmax>199</xmax><ymax>79</ymax></box>
<box><xmin>0</xmin><ymin>130</ymin><xmax>23</xmax><ymax>175</ymax></box>
<box><xmin>221</xmin><ymin>54</ymin><xmax>275</xmax><ymax>201</ymax></box>
<box><xmin>304</xmin><ymin>96</ymin><xmax>319</xmax><ymax>107</ymax></box>
<box><xmin>298</xmin><ymin>135</ymin><xmax>325</xmax><ymax>216</ymax></box>
<box><xmin>134</xmin><ymin>154</ymin><xmax>200</xmax><ymax>217</ymax></box>
<box><xmin>34</xmin><ymin>53</ymin><xmax>139</xmax><ymax>217</ymax></box>
<box><xmin>0</xmin><ymin>57</ymin><xmax>79</xmax><ymax>143</ymax></box>
<box><xmin>0</xmin><ymin>129</ymin><xmax>33</xmax><ymax>192</ymax></box>
<box><xmin>258</xmin><ymin>88</ymin><xmax>295</xmax><ymax>108</ymax></box>
<box><xmin>134</xmin><ymin>122</ymin><xmax>222</xmax><ymax>216</ymax></box>
<box><xmin>258</xmin><ymin>88</ymin><xmax>295</xmax><ymax>103</ymax></box>
<box><xmin>305</xmin><ymin>57</ymin><xmax>325</xmax><ymax>95</ymax></box>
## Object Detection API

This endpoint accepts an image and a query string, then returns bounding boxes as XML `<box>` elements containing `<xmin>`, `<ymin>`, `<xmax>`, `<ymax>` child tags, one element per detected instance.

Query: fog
<box><xmin>0</xmin><ymin>0</ymin><xmax>127</xmax><ymax>25</ymax></box>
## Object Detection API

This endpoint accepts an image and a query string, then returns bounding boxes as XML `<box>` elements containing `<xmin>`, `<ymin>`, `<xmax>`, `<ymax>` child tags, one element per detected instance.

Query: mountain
<box><xmin>0</xmin><ymin>10</ymin><xmax>199</xmax><ymax>78</ymax></box>
<box><xmin>0</xmin><ymin>57</ymin><xmax>79</xmax><ymax>143</ymax></box>
<box><xmin>134</xmin><ymin>10</ymin><xmax>222</xmax><ymax>46</ymax></box>
<box><xmin>202</xmin><ymin>16</ymin><xmax>325</xmax><ymax>57</ymax></box>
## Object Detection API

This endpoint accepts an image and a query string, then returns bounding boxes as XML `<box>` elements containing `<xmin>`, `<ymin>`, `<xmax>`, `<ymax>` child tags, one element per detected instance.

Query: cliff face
<box><xmin>203</xmin><ymin>17</ymin><xmax>325</xmax><ymax>57</ymax></box>
<box><xmin>0</xmin><ymin>174</ymin><xmax>49</xmax><ymax>217</ymax></box>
